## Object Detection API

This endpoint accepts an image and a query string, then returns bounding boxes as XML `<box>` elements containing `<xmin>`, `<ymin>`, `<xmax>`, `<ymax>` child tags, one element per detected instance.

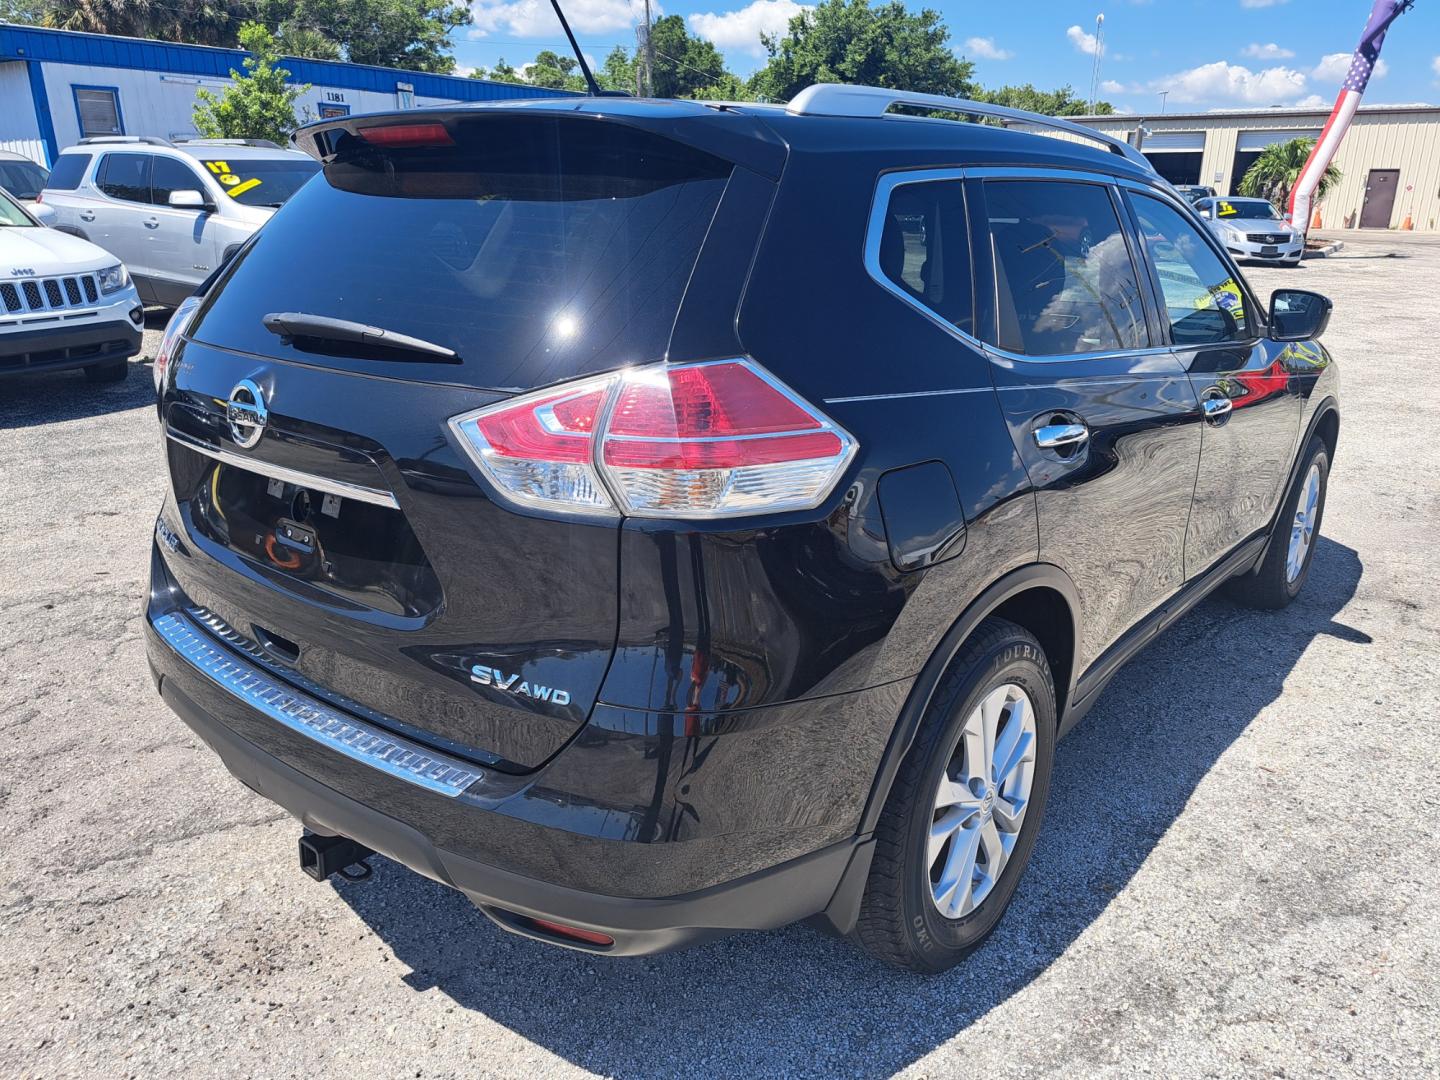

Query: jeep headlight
<box><xmin>97</xmin><ymin>263</ymin><xmax>128</xmax><ymax>295</ymax></box>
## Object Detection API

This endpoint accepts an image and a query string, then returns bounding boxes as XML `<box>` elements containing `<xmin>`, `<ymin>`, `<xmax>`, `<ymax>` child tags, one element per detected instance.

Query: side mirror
<box><xmin>30</xmin><ymin>202</ymin><xmax>58</xmax><ymax>227</ymax></box>
<box><xmin>1269</xmin><ymin>289</ymin><xmax>1333</xmax><ymax>341</ymax></box>
<box><xmin>168</xmin><ymin>189</ymin><xmax>213</xmax><ymax>212</ymax></box>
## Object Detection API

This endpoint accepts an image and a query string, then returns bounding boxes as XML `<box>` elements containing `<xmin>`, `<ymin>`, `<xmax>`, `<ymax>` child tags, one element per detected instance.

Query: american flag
<box><xmin>1290</xmin><ymin>1</ymin><xmax>1413</xmax><ymax>232</ymax></box>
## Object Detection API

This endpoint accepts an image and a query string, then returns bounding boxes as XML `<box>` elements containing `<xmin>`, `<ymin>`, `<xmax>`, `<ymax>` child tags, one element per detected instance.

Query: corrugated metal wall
<box><xmin>0</xmin><ymin>62</ymin><xmax>46</xmax><ymax>163</ymax></box>
<box><xmin>1067</xmin><ymin>109</ymin><xmax>1440</xmax><ymax>231</ymax></box>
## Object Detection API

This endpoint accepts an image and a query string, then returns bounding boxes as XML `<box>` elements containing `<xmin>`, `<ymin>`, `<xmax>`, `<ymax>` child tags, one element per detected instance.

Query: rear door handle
<box><xmin>1202</xmin><ymin>396</ymin><xmax>1233</xmax><ymax>422</ymax></box>
<box><xmin>79</xmin><ymin>211</ymin><xmax>95</xmax><ymax>222</ymax></box>
<box><xmin>1034</xmin><ymin>423</ymin><xmax>1089</xmax><ymax>450</ymax></box>
<box><xmin>144</xmin><ymin>218</ymin><xmax>160</xmax><ymax>229</ymax></box>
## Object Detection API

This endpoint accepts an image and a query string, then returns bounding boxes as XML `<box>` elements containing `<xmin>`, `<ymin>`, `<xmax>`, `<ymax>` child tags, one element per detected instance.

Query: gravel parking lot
<box><xmin>2</xmin><ymin>237</ymin><xmax>1438</xmax><ymax>1079</ymax></box>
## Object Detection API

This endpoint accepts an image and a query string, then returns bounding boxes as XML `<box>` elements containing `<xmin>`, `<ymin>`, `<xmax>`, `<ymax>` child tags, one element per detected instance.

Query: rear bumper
<box><xmin>1225</xmin><ymin>240</ymin><xmax>1304</xmax><ymax>263</ymax></box>
<box><xmin>145</xmin><ymin>544</ymin><xmax>905</xmax><ymax>954</ymax></box>
<box><xmin>0</xmin><ymin>310</ymin><xmax>142</xmax><ymax>377</ymax></box>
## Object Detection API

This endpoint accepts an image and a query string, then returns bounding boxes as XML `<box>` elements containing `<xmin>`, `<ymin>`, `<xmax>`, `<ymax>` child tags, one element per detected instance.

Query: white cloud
<box><xmin>1100</xmin><ymin>79</ymin><xmax>1126</xmax><ymax>94</ymax></box>
<box><xmin>1294</xmin><ymin>94</ymin><xmax>1328</xmax><ymax>108</ymax></box>
<box><xmin>1241</xmin><ymin>42</ymin><xmax>1294</xmax><ymax>60</ymax></box>
<box><xmin>1153</xmin><ymin>61</ymin><xmax>1308</xmax><ymax>106</ymax></box>
<box><xmin>1066</xmin><ymin>24</ymin><xmax>1100</xmax><ymax>56</ymax></box>
<box><xmin>963</xmin><ymin>36</ymin><xmax>1012</xmax><ymax>61</ymax></box>
<box><xmin>688</xmin><ymin>1</ymin><xmax>810</xmax><ymax>56</ymax></box>
<box><xmin>1312</xmin><ymin>52</ymin><xmax>1388</xmax><ymax>83</ymax></box>
<box><xmin>1240</xmin><ymin>0</ymin><xmax>1289</xmax><ymax>8</ymax></box>
<box><xmin>1434</xmin><ymin>56</ymin><xmax>1440</xmax><ymax>78</ymax></box>
<box><xmin>468</xmin><ymin>0</ymin><xmax>651</xmax><ymax>38</ymax></box>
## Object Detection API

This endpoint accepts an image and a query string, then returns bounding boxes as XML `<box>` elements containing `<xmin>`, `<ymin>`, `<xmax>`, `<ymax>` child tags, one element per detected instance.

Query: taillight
<box><xmin>449</xmin><ymin>359</ymin><xmax>856</xmax><ymax>521</ymax></box>
<box><xmin>153</xmin><ymin>294</ymin><xmax>201</xmax><ymax>392</ymax></box>
<box><xmin>357</xmin><ymin>123</ymin><xmax>453</xmax><ymax>148</ymax></box>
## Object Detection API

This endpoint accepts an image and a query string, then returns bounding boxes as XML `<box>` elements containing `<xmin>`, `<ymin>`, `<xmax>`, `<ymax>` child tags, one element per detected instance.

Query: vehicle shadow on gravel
<box><xmin>0</xmin><ymin>357</ymin><xmax>155</xmax><ymax>428</ymax></box>
<box><xmin>332</xmin><ymin>537</ymin><xmax>1365</xmax><ymax>1079</ymax></box>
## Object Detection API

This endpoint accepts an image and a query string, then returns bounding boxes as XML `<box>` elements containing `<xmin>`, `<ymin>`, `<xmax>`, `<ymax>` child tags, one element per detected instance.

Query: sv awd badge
<box><xmin>470</xmin><ymin>664</ymin><xmax>571</xmax><ymax>706</ymax></box>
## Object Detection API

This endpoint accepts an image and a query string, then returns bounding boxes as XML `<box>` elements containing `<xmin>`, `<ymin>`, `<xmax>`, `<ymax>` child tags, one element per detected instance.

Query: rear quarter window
<box><xmin>44</xmin><ymin>154</ymin><xmax>91</xmax><ymax>191</ymax></box>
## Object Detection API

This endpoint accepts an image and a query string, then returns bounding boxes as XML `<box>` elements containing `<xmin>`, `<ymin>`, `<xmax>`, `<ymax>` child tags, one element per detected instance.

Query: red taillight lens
<box><xmin>153</xmin><ymin>294</ymin><xmax>200</xmax><ymax>393</ymax></box>
<box><xmin>524</xmin><ymin>917</ymin><xmax>614</xmax><ymax>947</ymax></box>
<box><xmin>357</xmin><ymin>123</ymin><xmax>453</xmax><ymax>148</ymax></box>
<box><xmin>449</xmin><ymin>360</ymin><xmax>855</xmax><ymax>520</ymax></box>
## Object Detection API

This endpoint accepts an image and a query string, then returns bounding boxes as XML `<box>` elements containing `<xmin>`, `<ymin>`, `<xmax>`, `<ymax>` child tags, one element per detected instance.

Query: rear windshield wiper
<box><xmin>262</xmin><ymin>311</ymin><xmax>459</xmax><ymax>363</ymax></box>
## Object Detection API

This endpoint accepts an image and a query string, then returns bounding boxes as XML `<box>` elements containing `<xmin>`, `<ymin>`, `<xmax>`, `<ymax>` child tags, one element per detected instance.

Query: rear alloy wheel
<box><xmin>1227</xmin><ymin>433</ymin><xmax>1329</xmax><ymax>610</ymax></box>
<box><xmin>855</xmin><ymin>617</ymin><xmax>1056</xmax><ymax>973</ymax></box>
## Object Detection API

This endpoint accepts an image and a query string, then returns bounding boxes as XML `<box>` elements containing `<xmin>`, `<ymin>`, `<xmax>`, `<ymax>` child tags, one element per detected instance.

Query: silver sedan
<box><xmin>1194</xmin><ymin>197</ymin><xmax>1304</xmax><ymax>265</ymax></box>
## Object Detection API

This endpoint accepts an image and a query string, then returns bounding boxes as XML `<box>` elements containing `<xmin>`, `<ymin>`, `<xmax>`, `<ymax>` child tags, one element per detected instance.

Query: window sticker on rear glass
<box><xmin>203</xmin><ymin>160</ymin><xmax>262</xmax><ymax>200</ymax></box>
<box><xmin>1195</xmin><ymin>277</ymin><xmax>1246</xmax><ymax>322</ymax></box>
<box><xmin>1215</xmin><ymin>200</ymin><xmax>1240</xmax><ymax>218</ymax></box>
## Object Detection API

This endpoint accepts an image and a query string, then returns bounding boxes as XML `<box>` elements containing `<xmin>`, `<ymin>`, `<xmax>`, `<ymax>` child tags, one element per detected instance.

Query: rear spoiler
<box><xmin>291</xmin><ymin>102</ymin><xmax>789</xmax><ymax>180</ymax></box>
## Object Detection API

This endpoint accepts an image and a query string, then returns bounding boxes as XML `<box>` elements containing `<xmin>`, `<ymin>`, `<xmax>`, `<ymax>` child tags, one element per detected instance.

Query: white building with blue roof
<box><xmin>0</xmin><ymin>24</ymin><xmax>570</xmax><ymax>168</ymax></box>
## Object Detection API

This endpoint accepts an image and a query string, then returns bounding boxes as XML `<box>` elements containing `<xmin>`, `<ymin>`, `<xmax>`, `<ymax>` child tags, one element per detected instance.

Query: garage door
<box><xmin>1236</xmin><ymin>128</ymin><xmax>1322</xmax><ymax>151</ymax></box>
<box><xmin>1142</xmin><ymin>131</ymin><xmax>1206</xmax><ymax>152</ymax></box>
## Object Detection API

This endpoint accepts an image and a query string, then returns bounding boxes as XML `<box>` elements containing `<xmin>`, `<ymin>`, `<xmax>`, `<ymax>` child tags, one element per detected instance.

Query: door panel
<box><xmin>148</xmin><ymin>157</ymin><xmax>219</xmax><ymax>293</ymax></box>
<box><xmin>90</xmin><ymin>152</ymin><xmax>153</xmax><ymax>280</ymax></box>
<box><xmin>1124</xmin><ymin>189</ymin><xmax>1302</xmax><ymax>577</ymax></box>
<box><xmin>978</xmin><ymin>177</ymin><xmax>1203</xmax><ymax>671</ymax></box>
<box><xmin>1360</xmin><ymin>169</ymin><xmax>1399</xmax><ymax>229</ymax></box>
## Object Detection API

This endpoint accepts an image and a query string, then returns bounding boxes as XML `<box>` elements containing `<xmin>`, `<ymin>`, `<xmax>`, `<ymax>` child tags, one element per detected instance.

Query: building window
<box><xmin>396</xmin><ymin>82</ymin><xmax>415</xmax><ymax>110</ymax></box>
<box><xmin>318</xmin><ymin>103</ymin><xmax>351</xmax><ymax>119</ymax></box>
<box><xmin>73</xmin><ymin>86</ymin><xmax>123</xmax><ymax>137</ymax></box>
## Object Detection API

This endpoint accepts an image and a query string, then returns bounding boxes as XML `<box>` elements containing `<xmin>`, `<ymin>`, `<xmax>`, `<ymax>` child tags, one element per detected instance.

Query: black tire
<box><xmin>84</xmin><ymin>358</ymin><xmax>130</xmax><ymax>384</ymax></box>
<box><xmin>855</xmin><ymin>617</ymin><xmax>1057</xmax><ymax>973</ymax></box>
<box><xmin>1226</xmin><ymin>433</ymin><xmax>1329</xmax><ymax>610</ymax></box>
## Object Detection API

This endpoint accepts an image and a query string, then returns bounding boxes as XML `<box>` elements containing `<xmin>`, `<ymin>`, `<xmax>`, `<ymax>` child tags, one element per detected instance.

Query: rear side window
<box><xmin>986</xmin><ymin>180</ymin><xmax>1147</xmax><ymax>356</ymax></box>
<box><xmin>197</xmin><ymin>157</ymin><xmax>320</xmax><ymax>207</ymax></box>
<box><xmin>97</xmin><ymin>153</ymin><xmax>151</xmax><ymax>203</ymax></box>
<box><xmin>151</xmin><ymin>157</ymin><xmax>206</xmax><ymax>205</ymax></box>
<box><xmin>44</xmin><ymin>154</ymin><xmax>89</xmax><ymax>191</ymax></box>
<box><xmin>0</xmin><ymin>158</ymin><xmax>49</xmax><ymax>199</ymax></box>
<box><xmin>1130</xmin><ymin>193</ymin><xmax>1250</xmax><ymax>345</ymax></box>
<box><xmin>871</xmin><ymin>176</ymin><xmax>973</xmax><ymax>335</ymax></box>
<box><xmin>193</xmin><ymin>117</ymin><xmax>733</xmax><ymax>389</ymax></box>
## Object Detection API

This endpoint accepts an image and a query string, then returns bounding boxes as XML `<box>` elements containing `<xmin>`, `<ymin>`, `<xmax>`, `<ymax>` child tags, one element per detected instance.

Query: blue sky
<box><xmin>450</xmin><ymin>0</ymin><xmax>1440</xmax><ymax>111</ymax></box>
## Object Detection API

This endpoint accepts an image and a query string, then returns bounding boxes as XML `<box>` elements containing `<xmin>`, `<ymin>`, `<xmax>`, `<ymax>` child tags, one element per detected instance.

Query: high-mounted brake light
<box><xmin>448</xmin><ymin>360</ymin><xmax>856</xmax><ymax>520</ymax></box>
<box><xmin>357</xmin><ymin>123</ymin><xmax>454</xmax><ymax>148</ymax></box>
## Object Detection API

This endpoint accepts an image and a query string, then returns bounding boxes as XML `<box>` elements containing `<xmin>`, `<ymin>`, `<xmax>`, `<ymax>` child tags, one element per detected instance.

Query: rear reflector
<box><xmin>357</xmin><ymin>123</ymin><xmax>454</xmax><ymax>148</ymax></box>
<box><xmin>524</xmin><ymin>917</ymin><xmax>615</xmax><ymax>947</ymax></box>
<box><xmin>449</xmin><ymin>359</ymin><xmax>856</xmax><ymax>520</ymax></box>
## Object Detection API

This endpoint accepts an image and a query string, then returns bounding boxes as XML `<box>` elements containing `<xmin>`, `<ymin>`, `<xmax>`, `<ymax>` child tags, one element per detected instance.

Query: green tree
<box><xmin>37</xmin><ymin>0</ymin><xmax>250</xmax><ymax>46</ymax></box>
<box><xmin>470</xmin><ymin>58</ymin><xmax>524</xmax><ymax>84</ymax></box>
<box><xmin>524</xmin><ymin>49</ymin><xmax>588</xmax><ymax>92</ymax></box>
<box><xmin>192</xmin><ymin>23</ymin><xmax>308</xmax><ymax>144</ymax></box>
<box><xmin>1239</xmin><ymin>138</ymin><xmax>1342</xmax><ymax>208</ymax></box>
<box><xmin>260</xmin><ymin>0</ymin><xmax>470</xmax><ymax>74</ymax></box>
<box><xmin>599</xmin><ymin>45</ymin><xmax>637</xmax><ymax>94</ymax></box>
<box><xmin>979</xmin><ymin>83</ymin><xmax>1113</xmax><ymax>117</ymax></box>
<box><xmin>648</xmin><ymin>14</ymin><xmax>731</xmax><ymax>99</ymax></box>
<box><xmin>749</xmin><ymin>0</ymin><xmax>974</xmax><ymax>103</ymax></box>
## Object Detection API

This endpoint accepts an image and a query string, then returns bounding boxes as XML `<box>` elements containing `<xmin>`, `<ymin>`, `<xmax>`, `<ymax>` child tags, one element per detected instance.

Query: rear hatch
<box><xmin>161</xmin><ymin>109</ymin><xmax>750</xmax><ymax>771</ymax></box>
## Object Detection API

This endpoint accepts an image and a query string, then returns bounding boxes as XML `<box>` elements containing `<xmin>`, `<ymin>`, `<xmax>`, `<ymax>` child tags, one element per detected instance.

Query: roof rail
<box><xmin>175</xmin><ymin>138</ymin><xmax>284</xmax><ymax>149</ymax></box>
<box><xmin>786</xmin><ymin>84</ymin><xmax>1154</xmax><ymax>173</ymax></box>
<box><xmin>76</xmin><ymin>135</ymin><xmax>174</xmax><ymax>147</ymax></box>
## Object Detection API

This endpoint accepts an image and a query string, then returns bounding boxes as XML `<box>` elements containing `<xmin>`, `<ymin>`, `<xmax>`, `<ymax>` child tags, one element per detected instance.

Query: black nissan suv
<box><xmin>145</xmin><ymin>86</ymin><xmax>1339</xmax><ymax>972</ymax></box>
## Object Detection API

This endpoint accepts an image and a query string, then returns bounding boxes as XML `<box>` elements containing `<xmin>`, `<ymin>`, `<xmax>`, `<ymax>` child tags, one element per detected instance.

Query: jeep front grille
<box><xmin>1</xmin><ymin>273</ymin><xmax>104</xmax><ymax>315</ymax></box>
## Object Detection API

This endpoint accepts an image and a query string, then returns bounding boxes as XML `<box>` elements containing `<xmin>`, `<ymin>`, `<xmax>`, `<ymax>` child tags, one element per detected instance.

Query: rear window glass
<box><xmin>192</xmin><ymin>117</ymin><xmax>732</xmax><ymax>388</ymax></box>
<box><xmin>986</xmin><ymin>179</ymin><xmax>1147</xmax><ymax>356</ymax></box>
<box><xmin>0</xmin><ymin>159</ymin><xmax>49</xmax><ymax>199</ymax></box>
<box><xmin>874</xmin><ymin>178</ymin><xmax>973</xmax><ymax>335</ymax></box>
<box><xmin>45</xmin><ymin>153</ymin><xmax>90</xmax><ymax>191</ymax></box>
<box><xmin>97</xmin><ymin>152</ymin><xmax>151</xmax><ymax>203</ymax></box>
<box><xmin>197</xmin><ymin>157</ymin><xmax>320</xmax><ymax>207</ymax></box>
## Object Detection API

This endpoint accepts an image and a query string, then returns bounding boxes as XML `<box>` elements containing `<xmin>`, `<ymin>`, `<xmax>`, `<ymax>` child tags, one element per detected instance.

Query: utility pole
<box><xmin>1087</xmin><ymin>13</ymin><xmax>1105</xmax><ymax>114</ymax></box>
<box><xmin>1158</xmin><ymin>90</ymin><xmax>1169</xmax><ymax>115</ymax></box>
<box><xmin>642</xmin><ymin>0</ymin><xmax>656</xmax><ymax>97</ymax></box>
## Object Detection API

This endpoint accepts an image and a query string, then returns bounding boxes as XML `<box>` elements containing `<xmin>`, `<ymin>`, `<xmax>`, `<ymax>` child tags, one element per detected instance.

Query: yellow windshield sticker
<box><xmin>203</xmin><ymin>161</ymin><xmax>262</xmax><ymax>199</ymax></box>
<box><xmin>1216</xmin><ymin>200</ymin><xmax>1239</xmax><ymax>218</ymax></box>
<box><xmin>1195</xmin><ymin>277</ymin><xmax>1246</xmax><ymax>322</ymax></box>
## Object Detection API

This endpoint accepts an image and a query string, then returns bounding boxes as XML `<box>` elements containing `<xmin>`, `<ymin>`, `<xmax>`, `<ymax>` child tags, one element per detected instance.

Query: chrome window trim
<box><xmin>165</xmin><ymin>429</ymin><xmax>400</xmax><ymax>509</ymax></box>
<box><xmin>150</xmin><ymin>610</ymin><xmax>484</xmax><ymax>797</ymax></box>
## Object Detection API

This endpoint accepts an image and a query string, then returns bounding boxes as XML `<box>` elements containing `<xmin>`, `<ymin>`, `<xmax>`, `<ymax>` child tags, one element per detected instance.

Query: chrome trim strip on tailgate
<box><xmin>151</xmin><ymin>611</ymin><xmax>483</xmax><ymax>796</ymax></box>
<box><xmin>165</xmin><ymin>430</ymin><xmax>401</xmax><ymax>509</ymax></box>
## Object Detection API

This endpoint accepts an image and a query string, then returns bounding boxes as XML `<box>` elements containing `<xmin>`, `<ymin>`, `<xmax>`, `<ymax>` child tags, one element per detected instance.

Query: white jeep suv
<box><xmin>0</xmin><ymin>186</ymin><xmax>143</xmax><ymax>383</ymax></box>
<box><xmin>40</xmin><ymin>137</ymin><xmax>319</xmax><ymax>308</ymax></box>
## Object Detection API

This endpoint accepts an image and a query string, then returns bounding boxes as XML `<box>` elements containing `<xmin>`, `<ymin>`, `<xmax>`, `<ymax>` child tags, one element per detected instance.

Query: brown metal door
<box><xmin>1360</xmin><ymin>169</ymin><xmax>1399</xmax><ymax>228</ymax></box>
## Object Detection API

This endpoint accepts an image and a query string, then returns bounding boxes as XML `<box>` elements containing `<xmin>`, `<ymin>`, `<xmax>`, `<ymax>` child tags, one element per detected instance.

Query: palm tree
<box><xmin>1239</xmin><ymin>138</ymin><xmax>1342</xmax><ymax>211</ymax></box>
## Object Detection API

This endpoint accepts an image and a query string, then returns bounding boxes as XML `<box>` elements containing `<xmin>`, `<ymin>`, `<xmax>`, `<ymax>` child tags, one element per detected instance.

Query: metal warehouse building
<box><xmin>0</xmin><ymin>24</ymin><xmax>569</xmax><ymax>169</ymax></box>
<box><xmin>1062</xmin><ymin>105</ymin><xmax>1440</xmax><ymax>232</ymax></box>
